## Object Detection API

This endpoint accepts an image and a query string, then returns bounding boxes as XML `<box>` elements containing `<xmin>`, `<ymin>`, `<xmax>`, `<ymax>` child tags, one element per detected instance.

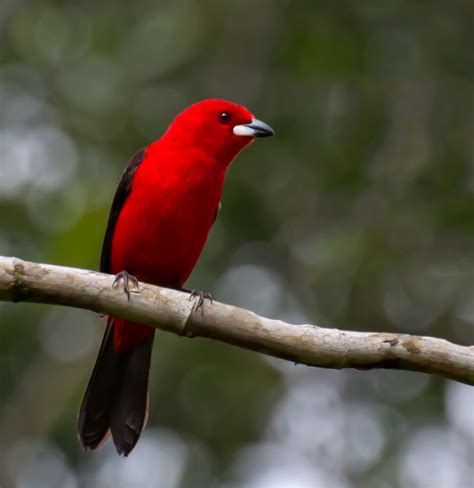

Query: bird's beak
<box><xmin>233</xmin><ymin>118</ymin><xmax>275</xmax><ymax>138</ymax></box>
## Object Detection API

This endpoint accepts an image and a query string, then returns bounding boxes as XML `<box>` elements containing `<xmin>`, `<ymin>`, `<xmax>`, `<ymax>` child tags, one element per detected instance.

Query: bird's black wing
<box><xmin>100</xmin><ymin>148</ymin><xmax>147</xmax><ymax>274</ymax></box>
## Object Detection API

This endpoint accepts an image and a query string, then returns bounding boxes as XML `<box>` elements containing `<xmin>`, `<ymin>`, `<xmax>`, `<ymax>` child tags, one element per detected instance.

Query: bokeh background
<box><xmin>1</xmin><ymin>1</ymin><xmax>473</xmax><ymax>487</ymax></box>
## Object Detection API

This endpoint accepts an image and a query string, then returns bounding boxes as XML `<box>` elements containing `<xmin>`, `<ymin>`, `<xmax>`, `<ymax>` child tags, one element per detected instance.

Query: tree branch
<box><xmin>0</xmin><ymin>256</ymin><xmax>473</xmax><ymax>385</ymax></box>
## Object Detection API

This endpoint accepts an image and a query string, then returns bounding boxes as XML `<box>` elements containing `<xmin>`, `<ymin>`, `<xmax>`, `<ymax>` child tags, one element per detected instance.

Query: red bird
<box><xmin>78</xmin><ymin>99</ymin><xmax>274</xmax><ymax>456</ymax></box>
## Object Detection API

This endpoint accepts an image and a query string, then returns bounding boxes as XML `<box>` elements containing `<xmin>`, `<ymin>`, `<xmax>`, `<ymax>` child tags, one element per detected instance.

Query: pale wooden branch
<box><xmin>0</xmin><ymin>256</ymin><xmax>473</xmax><ymax>385</ymax></box>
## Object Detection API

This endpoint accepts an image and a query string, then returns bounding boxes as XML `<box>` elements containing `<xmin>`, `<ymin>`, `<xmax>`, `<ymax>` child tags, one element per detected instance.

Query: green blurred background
<box><xmin>0</xmin><ymin>1</ymin><xmax>473</xmax><ymax>487</ymax></box>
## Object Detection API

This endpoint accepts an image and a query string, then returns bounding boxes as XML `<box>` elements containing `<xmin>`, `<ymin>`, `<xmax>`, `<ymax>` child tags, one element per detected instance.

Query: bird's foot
<box><xmin>188</xmin><ymin>289</ymin><xmax>213</xmax><ymax>312</ymax></box>
<box><xmin>113</xmin><ymin>270</ymin><xmax>139</xmax><ymax>301</ymax></box>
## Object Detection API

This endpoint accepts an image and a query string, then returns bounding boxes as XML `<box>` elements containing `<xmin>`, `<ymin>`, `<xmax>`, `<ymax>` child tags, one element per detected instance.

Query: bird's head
<box><xmin>163</xmin><ymin>99</ymin><xmax>274</xmax><ymax>165</ymax></box>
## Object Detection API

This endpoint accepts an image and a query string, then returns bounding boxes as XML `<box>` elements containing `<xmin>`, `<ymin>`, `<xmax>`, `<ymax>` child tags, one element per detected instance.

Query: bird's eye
<box><xmin>219</xmin><ymin>112</ymin><xmax>231</xmax><ymax>124</ymax></box>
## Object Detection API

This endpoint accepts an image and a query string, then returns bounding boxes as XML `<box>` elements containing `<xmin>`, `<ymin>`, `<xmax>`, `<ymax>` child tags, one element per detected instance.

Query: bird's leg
<box><xmin>113</xmin><ymin>270</ymin><xmax>139</xmax><ymax>301</ymax></box>
<box><xmin>182</xmin><ymin>288</ymin><xmax>213</xmax><ymax>312</ymax></box>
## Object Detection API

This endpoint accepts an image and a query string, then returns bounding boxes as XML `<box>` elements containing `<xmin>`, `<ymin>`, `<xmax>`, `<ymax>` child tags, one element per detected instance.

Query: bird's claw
<box><xmin>113</xmin><ymin>270</ymin><xmax>139</xmax><ymax>301</ymax></box>
<box><xmin>189</xmin><ymin>289</ymin><xmax>213</xmax><ymax>312</ymax></box>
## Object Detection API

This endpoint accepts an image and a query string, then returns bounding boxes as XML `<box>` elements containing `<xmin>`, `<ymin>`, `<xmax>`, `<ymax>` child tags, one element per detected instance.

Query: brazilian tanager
<box><xmin>78</xmin><ymin>99</ymin><xmax>274</xmax><ymax>456</ymax></box>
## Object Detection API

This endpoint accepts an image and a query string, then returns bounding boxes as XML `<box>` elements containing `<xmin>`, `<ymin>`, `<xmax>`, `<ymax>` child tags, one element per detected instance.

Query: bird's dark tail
<box><xmin>78</xmin><ymin>318</ymin><xmax>154</xmax><ymax>456</ymax></box>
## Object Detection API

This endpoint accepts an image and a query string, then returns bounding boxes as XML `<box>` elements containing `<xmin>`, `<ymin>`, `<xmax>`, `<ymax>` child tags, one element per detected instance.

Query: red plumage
<box><xmin>78</xmin><ymin>99</ymin><xmax>273</xmax><ymax>455</ymax></box>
